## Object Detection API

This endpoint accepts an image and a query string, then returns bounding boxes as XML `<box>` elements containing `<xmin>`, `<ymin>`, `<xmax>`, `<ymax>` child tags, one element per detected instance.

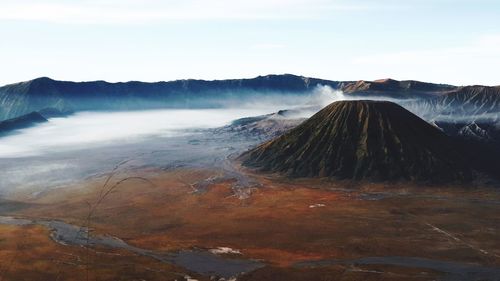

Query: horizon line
<box><xmin>3</xmin><ymin>74</ymin><xmax>495</xmax><ymax>88</ymax></box>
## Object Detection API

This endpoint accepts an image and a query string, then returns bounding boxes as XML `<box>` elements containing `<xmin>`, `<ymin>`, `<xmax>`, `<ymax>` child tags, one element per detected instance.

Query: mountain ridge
<box><xmin>1</xmin><ymin>74</ymin><xmax>498</xmax><ymax>123</ymax></box>
<box><xmin>0</xmin><ymin>74</ymin><xmax>343</xmax><ymax>120</ymax></box>
<box><xmin>340</xmin><ymin>78</ymin><xmax>456</xmax><ymax>97</ymax></box>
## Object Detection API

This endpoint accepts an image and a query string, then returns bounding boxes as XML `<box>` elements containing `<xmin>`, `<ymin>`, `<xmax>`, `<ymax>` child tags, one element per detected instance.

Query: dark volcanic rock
<box><xmin>240</xmin><ymin>100</ymin><xmax>473</xmax><ymax>183</ymax></box>
<box><xmin>0</xmin><ymin>112</ymin><xmax>47</xmax><ymax>135</ymax></box>
<box><xmin>435</xmin><ymin>121</ymin><xmax>500</xmax><ymax>143</ymax></box>
<box><xmin>433</xmin><ymin>120</ymin><xmax>500</xmax><ymax>179</ymax></box>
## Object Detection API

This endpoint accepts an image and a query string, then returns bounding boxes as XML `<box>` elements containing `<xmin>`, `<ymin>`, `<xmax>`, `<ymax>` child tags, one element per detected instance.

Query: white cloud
<box><xmin>354</xmin><ymin>37</ymin><xmax>500</xmax><ymax>65</ymax></box>
<box><xmin>352</xmin><ymin>34</ymin><xmax>500</xmax><ymax>86</ymax></box>
<box><xmin>250</xmin><ymin>43</ymin><xmax>286</xmax><ymax>50</ymax></box>
<box><xmin>0</xmin><ymin>0</ymin><xmax>394</xmax><ymax>24</ymax></box>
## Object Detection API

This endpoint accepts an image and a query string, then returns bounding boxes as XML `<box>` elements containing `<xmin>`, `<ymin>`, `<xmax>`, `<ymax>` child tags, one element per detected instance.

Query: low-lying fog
<box><xmin>0</xmin><ymin>86</ymin><xmax>344</xmax><ymax>195</ymax></box>
<box><xmin>0</xmin><ymin>86</ymin><xmax>343</xmax><ymax>158</ymax></box>
<box><xmin>0</xmin><ymin>109</ymin><xmax>272</xmax><ymax>158</ymax></box>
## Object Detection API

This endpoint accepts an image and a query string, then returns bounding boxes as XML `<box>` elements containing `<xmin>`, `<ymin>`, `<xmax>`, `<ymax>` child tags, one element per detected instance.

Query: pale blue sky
<box><xmin>0</xmin><ymin>0</ymin><xmax>499</xmax><ymax>86</ymax></box>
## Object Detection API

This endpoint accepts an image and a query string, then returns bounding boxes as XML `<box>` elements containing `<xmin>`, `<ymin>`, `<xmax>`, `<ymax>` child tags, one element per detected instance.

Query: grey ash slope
<box><xmin>214</xmin><ymin>109</ymin><xmax>306</xmax><ymax>140</ymax></box>
<box><xmin>405</xmin><ymin>85</ymin><xmax>500</xmax><ymax>121</ymax></box>
<box><xmin>437</xmin><ymin>85</ymin><xmax>500</xmax><ymax>116</ymax></box>
<box><xmin>240</xmin><ymin>100</ymin><xmax>473</xmax><ymax>183</ymax></box>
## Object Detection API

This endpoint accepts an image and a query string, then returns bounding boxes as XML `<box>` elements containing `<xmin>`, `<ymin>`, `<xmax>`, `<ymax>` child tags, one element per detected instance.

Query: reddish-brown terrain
<box><xmin>1</xmin><ymin>165</ymin><xmax>499</xmax><ymax>281</ymax></box>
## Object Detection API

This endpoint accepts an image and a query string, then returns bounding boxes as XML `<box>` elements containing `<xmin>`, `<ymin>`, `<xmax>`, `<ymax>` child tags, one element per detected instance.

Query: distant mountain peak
<box><xmin>341</xmin><ymin>78</ymin><xmax>456</xmax><ymax>97</ymax></box>
<box><xmin>373</xmin><ymin>78</ymin><xmax>398</xmax><ymax>83</ymax></box>
<box><xmin>32</xmin><ymin>77</ymin><xmax>55</xmax><ymax>82</ymax></box>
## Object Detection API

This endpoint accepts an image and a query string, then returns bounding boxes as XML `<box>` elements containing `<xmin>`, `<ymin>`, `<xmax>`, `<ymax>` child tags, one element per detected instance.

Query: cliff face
<box><xmin>404</xmin><ymin>85</ymin><xmax>500</xmax><ymax>122</ymax></box>
<box><xmin>436</xmin><ymin>86</ymin><xmax>500</xmax><ymax>115</ymax></box>
<box><xmin>240</xmin><ymin>100</ymin><xmax>473</xmax><ymax>183</ymax></box>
